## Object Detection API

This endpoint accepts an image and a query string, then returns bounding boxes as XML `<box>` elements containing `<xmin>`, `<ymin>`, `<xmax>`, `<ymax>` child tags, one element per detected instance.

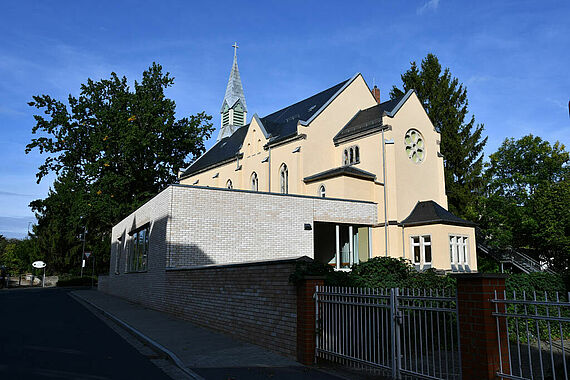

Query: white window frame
<box><xmin>226</xmin><ymin>179</ymin><xmax>233</xmax><ymax>189</ymax></box>
<box><xmin>319</xmin><ymin>185</ymin><xmax>326</xmax><ymax>198</ymax></box>
<box><xmin>342</xmin><ymin>145</ymin><xmax>361</xmax><ymax>166</ymax></box>
<box><xmin>449</xmin><ymin>234</ymin><xmax>469</xmax><ymax>268</ymax></box>
<box><xmin>410</xmin><ymin>235</ymin><xmax>432</xmax><ymax>267</ymax></box>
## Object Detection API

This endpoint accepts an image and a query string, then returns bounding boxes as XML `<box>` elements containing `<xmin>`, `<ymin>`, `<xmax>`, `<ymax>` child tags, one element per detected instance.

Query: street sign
<box><xmin>32</xmin><ymin>261</ymin><xmax>46</xmax><ymax>269</ymax></box>
<box><xmin>82</xmin><ymin>259</ymin><xmax>86</xmax><ymax>268</ymax></box>
<box><xmin>84</xmin><ymin>252</ymin><xmax>91</xmax><ymax>259</ymax></box>
<box><xmin>32</xmin><ymin>261</ymin><xmax>47</xmax><ymax>288</ymax></box>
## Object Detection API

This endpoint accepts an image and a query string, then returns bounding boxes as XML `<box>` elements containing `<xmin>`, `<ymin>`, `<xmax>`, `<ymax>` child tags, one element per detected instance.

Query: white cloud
<box><xmin>417</xmin><ymin>0</ymin><xmax>440</xmax><ymax>15</ymax></box>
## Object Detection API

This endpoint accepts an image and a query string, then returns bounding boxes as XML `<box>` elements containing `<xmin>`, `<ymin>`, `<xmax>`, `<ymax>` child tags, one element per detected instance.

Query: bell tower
<box><xmin>218</xmin><ymin>42</ymin><xmax>247</xmax><ymax>141</ymax></box>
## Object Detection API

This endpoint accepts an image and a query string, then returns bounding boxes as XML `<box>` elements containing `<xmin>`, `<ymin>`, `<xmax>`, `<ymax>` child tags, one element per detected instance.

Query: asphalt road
<box><xmin>0</xmin><ymin>287</ymin><xmax>173</xmax><ymax>380</ymax></box>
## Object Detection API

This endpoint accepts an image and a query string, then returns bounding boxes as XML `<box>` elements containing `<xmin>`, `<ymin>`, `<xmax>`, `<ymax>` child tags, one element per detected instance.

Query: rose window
<box><xmin>405</xmin><ymin>129</ymin><xmax>425</xmax><ymax>163</ymax></box>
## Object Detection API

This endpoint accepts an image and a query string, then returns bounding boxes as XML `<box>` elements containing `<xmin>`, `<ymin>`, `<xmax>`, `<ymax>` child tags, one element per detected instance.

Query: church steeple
<box><xmin>218</xmin><ymin>42</ymin><xmax>247</xmax><ymax>141</ymax></box>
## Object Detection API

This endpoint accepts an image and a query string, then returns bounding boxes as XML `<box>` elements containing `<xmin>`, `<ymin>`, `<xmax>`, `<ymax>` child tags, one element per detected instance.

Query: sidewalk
<box><xmin>71</xmin><ymin>289</ymin><xmax>350</xmax><ymax>380</ymax></box>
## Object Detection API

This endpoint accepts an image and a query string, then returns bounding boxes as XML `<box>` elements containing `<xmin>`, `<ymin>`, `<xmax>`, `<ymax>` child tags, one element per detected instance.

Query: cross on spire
<box><xmin>232</xmin><ymin>42</ymin><xmax>239</xmax><ymax>57</ymax></box>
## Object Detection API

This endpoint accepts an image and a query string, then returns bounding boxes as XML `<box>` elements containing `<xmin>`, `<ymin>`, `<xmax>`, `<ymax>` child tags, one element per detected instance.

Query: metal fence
<box><xmin>492</xmin><ymin>290</ymin><xmax>570</xmax><ymax>380</ymax></box>
<box><xmin>315</xmin><ymin>286</ymin><xmax>461</xmax><ymax>379</ymax></box>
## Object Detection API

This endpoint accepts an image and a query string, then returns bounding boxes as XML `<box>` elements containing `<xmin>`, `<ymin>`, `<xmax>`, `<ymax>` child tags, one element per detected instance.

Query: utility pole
<box><xmin>80</xmin><ymin>226</ymin><xmax>86</xmax><ymax>277</ymax></box>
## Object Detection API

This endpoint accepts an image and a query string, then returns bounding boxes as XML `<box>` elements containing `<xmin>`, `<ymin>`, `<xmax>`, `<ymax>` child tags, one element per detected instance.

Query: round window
<box><xmin>404</xmin><ymin>129</ymin><xmax>425</xmax><ymax>164</ymax></box>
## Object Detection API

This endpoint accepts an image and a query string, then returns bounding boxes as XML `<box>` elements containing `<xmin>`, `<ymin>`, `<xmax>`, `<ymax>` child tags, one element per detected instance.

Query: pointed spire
<box><xmin>220</xmin><ymin>42</ymin><xmax>247</xmax><ymax>113</ymax></box>
<box><xmin>217</xmin><ymin>43</ymin><xmax>248</xmax><ymax>142</ymax></box>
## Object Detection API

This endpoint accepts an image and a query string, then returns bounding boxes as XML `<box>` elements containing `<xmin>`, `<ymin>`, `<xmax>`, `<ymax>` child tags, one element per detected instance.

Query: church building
<box><xmin>176</xmin><ymin>47</ymin><xmax>477</xmax><ymax>272</ymax></box>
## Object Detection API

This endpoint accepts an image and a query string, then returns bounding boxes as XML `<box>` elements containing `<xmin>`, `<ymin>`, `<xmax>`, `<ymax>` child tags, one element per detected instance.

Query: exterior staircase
<box><xmin>476</xmin><ymin>230</ymin><xmax>556</xmax><ymax>274</ymax></box>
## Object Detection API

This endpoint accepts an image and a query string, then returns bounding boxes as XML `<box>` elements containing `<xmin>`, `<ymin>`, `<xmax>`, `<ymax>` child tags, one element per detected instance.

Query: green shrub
<box><xmin>290</xmin><ymin>257</ymin><xmax>454</xmax><ymax>290</ymax></box>
<box><xmin>505</xmin><ymin>272</ymin><xmax>566</xmax><ymax>297</ymax></box>
<box><xmin>56</xmin><ymin>275</ymin><xmax>97</xmax><ymax>287</ymax></box>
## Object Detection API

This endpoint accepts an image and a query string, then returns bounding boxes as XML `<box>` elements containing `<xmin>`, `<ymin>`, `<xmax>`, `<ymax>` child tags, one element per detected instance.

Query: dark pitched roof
<box><xmin>399</xmin><ymin>201</ymin><xmax>476</xmax><ymax>227</ymax></box>
<box><xmin>181</xmin><ymin>78</ymin><xmax>351</xmax><ymax>178</ymax></box>
<box><xmin>303</xmin><ymin>166</ymin><xmax>376</xmax><ymax>184</ymax></box>
<box><xmin>180</xmin><ymin>126</ymin><xmax>248</xmax><ymax>178</ymax></box>
<box><xmin>333</xmin><ymin>95</ymin><xmax>405</xmax><ymax>144</ymax></box>
<box><xmin>260</xmin><ymin>78</ymin><xmax>350</xmax><ymax>144</ymax></box>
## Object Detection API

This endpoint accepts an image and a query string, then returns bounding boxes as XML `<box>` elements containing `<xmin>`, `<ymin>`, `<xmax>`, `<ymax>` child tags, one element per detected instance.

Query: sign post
<box><xmin>32</xmin><ymin>261</ymin><xmax>46</xmax><ymax>288</ymax></box>
<box><xmin>80</xmin><ymin>226</ymin><xmax>87</xmax><ymax>277</ymax></box>
<box><xmin>91</xmin><ymin>252</ymin><xmax>95</xmax><ymax>288</ymax></box>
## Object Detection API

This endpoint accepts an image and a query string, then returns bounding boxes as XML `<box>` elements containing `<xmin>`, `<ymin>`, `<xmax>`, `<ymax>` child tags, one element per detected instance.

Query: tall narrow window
<box><xmin>410</xmin><ymin>235</ymin><xmax>431</xmax><ymax>267</ymax></box>
<box><xmin>226</xmin><ymin>179</ymin><xmax>233</xmax><ymax>189</ymax></box>
<box><xmin>319</xmin><ymin>185</ymin><xmax>326</xmax><ymax>198</ymax></box>
<box><xmin>349</xmin><ymin>148</ymin><xmax>354</xmax><ymax>164</ymax></box>
<box><xmin>127</xmin><ymin>225</ymin><xmax>149</xmax><ymax>272</ymax></box>
<box><xmin>423</xmin><ymin>236</ymin><xmax>432</xmax><ymax>264</ymax></box>
<box><xmin>449</xmin><ymin>235</ymin><xmax>469</xmax><ymax>269</ymax></box>
<box><xmin>115</xmin><ymin>237</ymin><xmax>123</xmax><ymax>274</ymax></box>
<box><xmin>355</xmin><ymin>146</ymin><xmax>360</xmax><ymax>163</ymax></box>
<box><xmin>279</xmin><ymin>164</ymin><xmax>288</xmax><ymax>194</ymax></box>
<box><xmin>412</xmin><ymin>236</ymin><xmax>421</xmax><ymax>265</ymax></box>
<box><xmin>251</xmin><ymin>172</ymin><xmax>258</xmax><ymax>191</ymax></box>
<box><xmin>343</xmin><ymin>149</ymin><xmax>349</xmax><ymax>165</ymax></box>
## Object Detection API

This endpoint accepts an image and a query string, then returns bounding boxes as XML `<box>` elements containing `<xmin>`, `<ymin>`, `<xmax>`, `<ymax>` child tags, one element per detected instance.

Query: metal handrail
<box><xmin>477</xmin><ymin>239</ymin><xmax>555</xmax><ymax>274</ymax></box>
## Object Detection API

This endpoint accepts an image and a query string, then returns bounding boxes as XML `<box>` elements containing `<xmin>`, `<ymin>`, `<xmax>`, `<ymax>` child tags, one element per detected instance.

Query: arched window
<box><xmin>226</xmin><ymin>179</ymin><xmax>233</xmax><ymax>189</ymax></box>
<box><xmin>349</xmin><ymin>148</ymin><xmax>354</xmax><ymax>164</ymax></box>
<box><xmin>251</xmin><ymin>172</ymin><xmax>258</xmax><ymax>191</ymax></box>
<box><xmin>319</xmin><ymin>185</ymin><xmax>326</xmax><ymax>198</ymax></box>
<box><xmin>279</xmin><ymin>164</ymin><xmax>288</xmax><ymax>194</ymax></box>
<box><xmin>343</xmin><ymin>149</ymin><xmax>349</xmax><ymax>165</ymax></box>
<box><xmin>355</xmin><ymin>146</ymin><xmax>360</xmax><ymax>163</ymax></box>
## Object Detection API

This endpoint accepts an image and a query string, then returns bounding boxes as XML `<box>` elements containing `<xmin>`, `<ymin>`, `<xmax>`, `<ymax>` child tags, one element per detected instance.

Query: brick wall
<box><xmin>102</xmin><ymin>185</ymin><xmax>376</xmax><ymax>360</ymax></box>
<box><xmin>100</xmin><ymin>258</ymin><xmax>303</xmax><ymax>358</ymax></box>
<box><xmin>455</xmin><ymin>273</ymin><xmax>509</xmax><ymax>380</ymax></box>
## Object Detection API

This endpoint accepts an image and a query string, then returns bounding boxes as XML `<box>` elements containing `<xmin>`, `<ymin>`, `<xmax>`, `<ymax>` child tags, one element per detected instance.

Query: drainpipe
<box><xmin>382</xmin><ymin>127</ymin><xmax>388</xmax><ymax>257</ymax></box>
<box><xmin>268</xmin><ymin>145</ymin><xmax>271</xmax><ymax>192</ymax></box>
<box><xmin>402</xmin><ymin>225</ymin><xmax>406</xmax><ymax>259</ymax></box>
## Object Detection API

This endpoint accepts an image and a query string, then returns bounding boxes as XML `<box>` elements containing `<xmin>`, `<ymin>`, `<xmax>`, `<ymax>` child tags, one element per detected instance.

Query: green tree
<box><xmin>0</xmin><ymin>234</ymin><xmax>7</xmax><ymax>255</ymax></box>
<box><xmin>26</xmin><ymin>63</ymin><xmax>213</xmax><ymax>273</ymax></box>
<box><xmin>391</xmin><ymin>54</ymin><xmax>487</xmax><ymax>219</ymax></box>
<box><xmin>481</xmin><ymin>135</ymin><xmax>569</xmax><ymax>270</ymax></box>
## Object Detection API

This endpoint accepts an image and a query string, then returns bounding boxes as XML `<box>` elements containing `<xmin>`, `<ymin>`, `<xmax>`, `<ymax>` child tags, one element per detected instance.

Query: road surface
<box><xmin>0</xmin><ymin>287</ymin><xmax>173</xmax><ymax>380</ymax></box>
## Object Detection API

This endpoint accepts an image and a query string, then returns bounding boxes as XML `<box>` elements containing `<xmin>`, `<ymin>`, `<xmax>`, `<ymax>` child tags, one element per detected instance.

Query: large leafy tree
<box><xmin>481</xmin><ymin>135</ymin><xmax>569</xmax><ymax>270</ymax></box>
<box><xmin>391</xmin><ymin>54</ymin><xmax>487</xmax><ymax>219</ymax></box>
<box><xmin>26</xmin><ymin>63</ymin><xmax>213</xmax><ymax>273</ymax></box>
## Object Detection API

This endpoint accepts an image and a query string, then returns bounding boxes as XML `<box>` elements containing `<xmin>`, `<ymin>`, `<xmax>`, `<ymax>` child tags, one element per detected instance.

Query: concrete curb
<box><xmin>69</xmin><ymin>291</ymin><xmax>204</xmax><ymax>380</ymax></box>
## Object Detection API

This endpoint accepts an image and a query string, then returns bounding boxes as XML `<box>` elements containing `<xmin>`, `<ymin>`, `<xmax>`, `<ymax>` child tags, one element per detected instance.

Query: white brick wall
<box><xmin>108</xmin><ymin>184</ymin><xmax>376</xmax><ymax>273</ymax></box>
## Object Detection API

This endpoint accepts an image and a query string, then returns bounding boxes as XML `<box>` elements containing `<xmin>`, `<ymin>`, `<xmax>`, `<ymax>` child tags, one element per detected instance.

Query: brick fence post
<box><xmin>453</xmin><ymin>273</ymin><xmax>510</xmax><ymax>380</ymax></box>
<box><xmin>296</xmin><ymin>275</ymin><xmax>325</xmax><ymax>365</ymax></box>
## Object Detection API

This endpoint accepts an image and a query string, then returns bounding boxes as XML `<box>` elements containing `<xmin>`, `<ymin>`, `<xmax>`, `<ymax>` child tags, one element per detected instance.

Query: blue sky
<box><xmin>0</xmin><ymin>0</ymin><xmax>568</xmax><ymax>238</ymax></box>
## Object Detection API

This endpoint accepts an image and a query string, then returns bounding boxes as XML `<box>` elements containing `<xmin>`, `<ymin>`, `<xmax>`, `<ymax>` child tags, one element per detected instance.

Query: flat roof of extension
<box><xmin>171</xmin><ymin>183</ymin><xmax>377</xmax><ymax>205</ymax></box>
